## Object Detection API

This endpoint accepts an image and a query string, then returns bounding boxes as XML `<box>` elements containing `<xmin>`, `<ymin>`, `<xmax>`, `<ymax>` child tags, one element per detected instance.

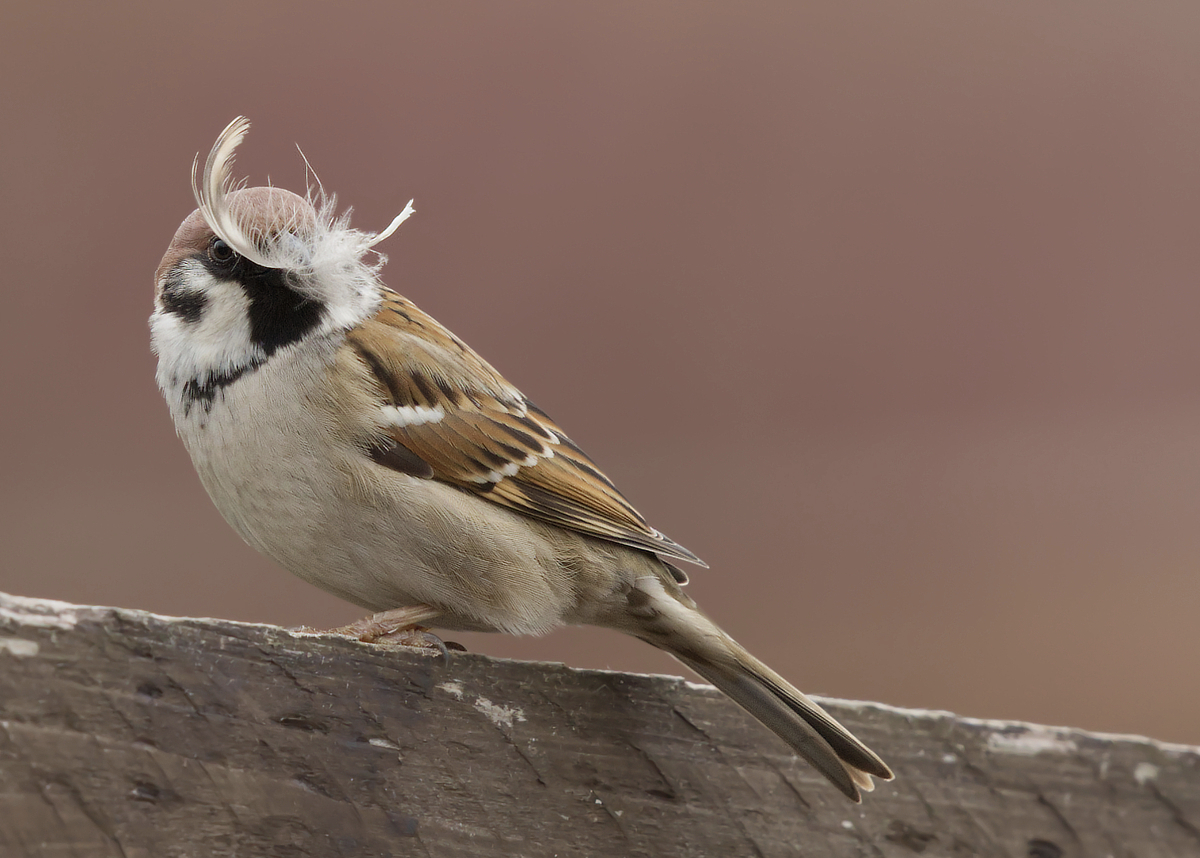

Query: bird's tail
<box><xmin>622</xmin><ymin>579</ymin><xmax>893</xmax><ymax>801</ymax></box>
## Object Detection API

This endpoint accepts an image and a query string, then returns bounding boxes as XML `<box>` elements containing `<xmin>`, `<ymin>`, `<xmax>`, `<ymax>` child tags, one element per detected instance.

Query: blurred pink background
<box><xmin>2</xmin><ymin>2</ymin><xmax>1197</xmax><ymax>744</ymax></box>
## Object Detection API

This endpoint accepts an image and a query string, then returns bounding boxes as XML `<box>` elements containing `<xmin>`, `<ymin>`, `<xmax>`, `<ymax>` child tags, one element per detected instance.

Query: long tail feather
<box><xmin>672</xmin><ymin>644</ymin><xmax>891</xmax><ymax>802</ymax></box>
<box><xmin>625</xmin><ymin>577</ymin><xmax>893</xmax><ymax>802</ymax></box>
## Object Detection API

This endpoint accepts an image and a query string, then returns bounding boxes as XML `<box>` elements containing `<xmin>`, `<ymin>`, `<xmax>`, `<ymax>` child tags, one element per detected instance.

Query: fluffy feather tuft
<box><xmin>190</xmin><ymin>117</ymin><xmax>415</xmax><ymax>331</ymax></box>
<box><xmin>192</xmin><ymin>116</ymin><xmax>415</xmax><ymax>282</ymax></box>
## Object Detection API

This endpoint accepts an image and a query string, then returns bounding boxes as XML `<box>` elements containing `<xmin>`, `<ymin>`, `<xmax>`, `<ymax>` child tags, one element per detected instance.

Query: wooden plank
<box><xmin>0</xmin><ymin>591</ymin><xmax>1196</xmax><ymax>857</ymax></box>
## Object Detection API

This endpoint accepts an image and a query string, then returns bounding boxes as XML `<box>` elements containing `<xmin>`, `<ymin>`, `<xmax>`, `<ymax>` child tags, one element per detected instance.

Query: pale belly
<box><xmin>175</xmin><ymin>350</ymin><xmax>632</xmax><ymax>635</ymax></box>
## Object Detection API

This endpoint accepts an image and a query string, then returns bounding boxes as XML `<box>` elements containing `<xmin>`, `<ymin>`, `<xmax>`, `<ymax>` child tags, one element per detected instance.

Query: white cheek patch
<box><xmin>188</xmin><ymin>280</ymin><xmax>258</xmax><ymax>362</ymax></box>
<box><xmin>151</xmin><ymin>264</ymin><xmax>264</xmax><ymax>392</ymax></box>
<box><xmin>381</xmin><ymin>404</ymin><xmax>446</xmax><ymax>427</ymax></box>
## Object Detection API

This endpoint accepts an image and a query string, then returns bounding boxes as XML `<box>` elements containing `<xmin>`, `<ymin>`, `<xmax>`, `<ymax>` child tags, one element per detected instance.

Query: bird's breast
<box><xmin>166</xmin><ymin>340</ymin><xmax>620</xmax><ymax>634</ymax></box>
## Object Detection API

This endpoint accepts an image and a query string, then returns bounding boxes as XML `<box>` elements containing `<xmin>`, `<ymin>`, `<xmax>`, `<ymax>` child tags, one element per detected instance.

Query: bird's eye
<box><xmin>209</xmin><ymin>238</ymin><xmax>235</xmax><ymax>263</ymax></box>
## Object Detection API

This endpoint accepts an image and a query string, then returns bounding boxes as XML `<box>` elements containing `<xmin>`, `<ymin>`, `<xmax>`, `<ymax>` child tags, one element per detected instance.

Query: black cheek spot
<box><xmin>160</xmin><ymin>270</ymin><xmax>209</xmax><ymax>323</ymax></box>
<box><xmin>162</xmin><ymin>291</ymin><xmax>209</xmax><ymax>323</ymax></box>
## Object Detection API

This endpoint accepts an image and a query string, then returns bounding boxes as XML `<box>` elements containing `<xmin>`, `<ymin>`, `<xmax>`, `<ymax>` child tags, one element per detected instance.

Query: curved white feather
<box><xmin>191</xmin><ymin>116</ymin><xmax>276</xmax><ymax>269</ymax></box>
<box><xmin>191</xmin><ymin>116</ymin><xmax>414</xmax><ymax>274</ymax></box>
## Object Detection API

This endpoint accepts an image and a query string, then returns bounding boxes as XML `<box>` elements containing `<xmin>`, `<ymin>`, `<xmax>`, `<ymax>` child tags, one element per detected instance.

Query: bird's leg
<box><xmin>294</xmin><ymin>605</ymin><xmax>466</xmax><ymax>653</ymax></box>
<box><xmin>328</xmin><ymin>605</ymin><xmax>440</xmax><ymax>642</ymax></box>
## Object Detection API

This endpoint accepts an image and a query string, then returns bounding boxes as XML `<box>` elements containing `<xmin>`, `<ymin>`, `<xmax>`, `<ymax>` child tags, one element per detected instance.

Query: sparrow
<box><xmin>150</xmin><ymin>116</ymin><xmax>893</xmax><ymax>801</ymax></box>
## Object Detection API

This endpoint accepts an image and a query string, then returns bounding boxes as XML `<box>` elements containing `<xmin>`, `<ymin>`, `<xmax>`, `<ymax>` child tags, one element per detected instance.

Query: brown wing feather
<box><xmin>345</xmin><ymin>289</ymin><xmax>705</xmax><ymax>566</ymax></box>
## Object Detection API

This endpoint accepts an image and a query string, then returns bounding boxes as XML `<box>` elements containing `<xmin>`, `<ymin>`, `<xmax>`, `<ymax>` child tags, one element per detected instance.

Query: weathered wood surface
<box><xmin>0</xmin><ymin>592</ymin><xmax>1196</xmax><ymax>858</ymax></box>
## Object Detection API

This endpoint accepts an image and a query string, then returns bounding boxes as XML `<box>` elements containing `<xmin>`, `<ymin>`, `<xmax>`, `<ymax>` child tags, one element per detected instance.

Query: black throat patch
<box><xmin>181</xmin><ymin>358</ymin><xmax>265</xmax><ymax>416</ymax></box>
<box><xmin>177</xmin><ymin>251</ymin><xmax>327</xmax><ymax>417</ymax></box>
<box><xmin>202</xmin><ymin>254</ymin><xmax>326</xmax><ymax>357</ymax></box>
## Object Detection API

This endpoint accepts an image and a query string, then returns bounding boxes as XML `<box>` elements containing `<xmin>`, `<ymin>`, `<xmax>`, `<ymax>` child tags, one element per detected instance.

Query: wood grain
<box><xmin>0</xmin><ymin>592</ymin><xmax>1196</xmax><ymax>857</ymax></box>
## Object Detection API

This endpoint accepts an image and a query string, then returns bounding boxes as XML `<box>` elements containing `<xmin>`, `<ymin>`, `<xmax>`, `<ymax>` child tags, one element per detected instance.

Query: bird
<box><xmin>150</xmin><ymin>116</ymin><xmax>893</xmax><ymax>801</ymax></box>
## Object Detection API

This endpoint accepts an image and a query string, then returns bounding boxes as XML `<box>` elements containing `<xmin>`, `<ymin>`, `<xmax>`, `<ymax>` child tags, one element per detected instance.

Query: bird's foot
<box><xmin>293</xmin><ymin>605</ymin><xmax>466</xmax><ymax>658</ymax></box>
<box><xmin>373</xmin><ymin>626</ymin><xmax>468</xmax><ymax>659</ymax></box>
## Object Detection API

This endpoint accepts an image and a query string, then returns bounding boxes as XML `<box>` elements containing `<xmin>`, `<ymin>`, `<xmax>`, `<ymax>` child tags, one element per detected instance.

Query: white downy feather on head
<box><xmin>191</xmin><ymin>116</ymin><xmax>414</xmax><ymax>309</ymax></box>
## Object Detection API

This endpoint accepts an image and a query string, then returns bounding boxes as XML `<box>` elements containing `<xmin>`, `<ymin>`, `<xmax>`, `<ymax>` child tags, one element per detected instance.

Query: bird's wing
<box><xmin>343</xmin><ymin>289</ymin><xmax>704</xmax><ymax>567</ymax></box>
